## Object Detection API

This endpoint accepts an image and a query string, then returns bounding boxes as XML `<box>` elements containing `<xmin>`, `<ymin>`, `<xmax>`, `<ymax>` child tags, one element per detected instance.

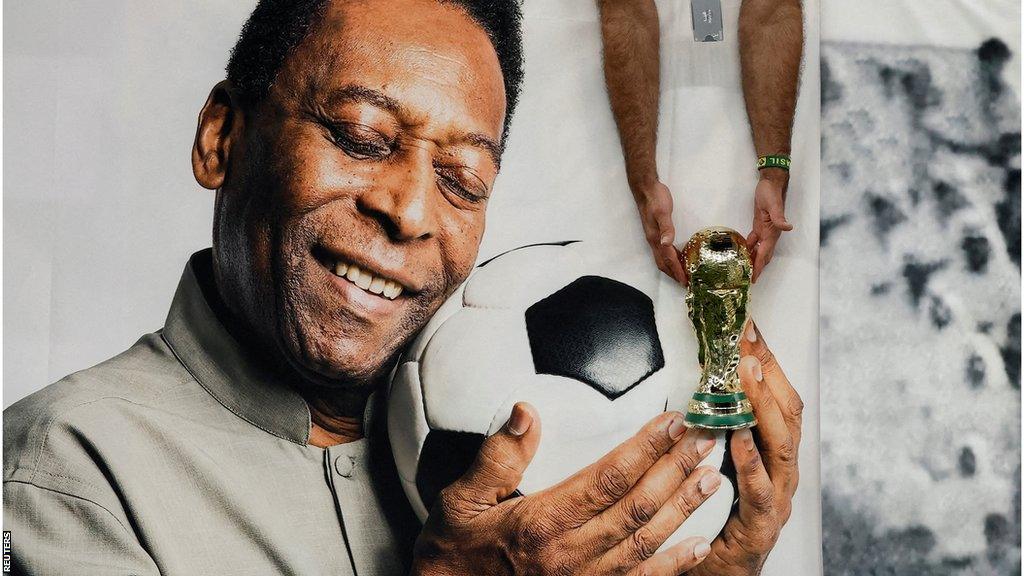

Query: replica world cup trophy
<box><xmin>682</xmin><ymin>226</ymin><xmax>757</xmax><ymax>430</ymax></box>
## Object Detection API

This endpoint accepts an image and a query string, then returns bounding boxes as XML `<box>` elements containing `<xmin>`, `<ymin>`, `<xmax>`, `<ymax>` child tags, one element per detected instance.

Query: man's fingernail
<box><xmin>737</xmin><ymin>429</ymin><xmax>755</xmax><ymax>451</ymax></box>
<box><xmin>698</xmin><ymin>471</ymin><xmax>721</xmax><ymax>495</ymax></box>
<box><xmin>754</xmin><ymin>363</ymin><xmax>763</xmax><ymax>382</ymax></box>
<box><xmin>668</xmin><ymin>414</ymin><xmax>686</xmax><ymax>440</ymax></box>
<box><xmin>697</xmin><ymin>432</ymin><xmax>715</xmax><ymax>454</ymax></box>
<box><xmin>694</xmin><ymin>540</ymin><xmax>711</xmax><ymax>559</ymax></box>
<box><xmin>507</xmin><ymin>404</ymin><xmax>531</xmax><ymax>436</ymax></box>
<box><xmin>746</xmin><ymin>322</ymin><xmax>757</xmax><ymax>342</ymax></box>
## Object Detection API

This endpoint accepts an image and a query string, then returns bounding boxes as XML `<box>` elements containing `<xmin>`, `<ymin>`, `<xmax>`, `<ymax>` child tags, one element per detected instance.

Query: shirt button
<box><xmin>334</xmin><ymin>455</ymin><xmax>356</xmax><ymax>478</ymax></box>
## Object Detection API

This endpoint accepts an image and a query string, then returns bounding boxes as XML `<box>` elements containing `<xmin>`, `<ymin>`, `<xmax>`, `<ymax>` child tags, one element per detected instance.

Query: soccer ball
<box><xmin>387</xmin><ymin>241</ymin><xmax>733</xmax><ymax>547</ymax></box>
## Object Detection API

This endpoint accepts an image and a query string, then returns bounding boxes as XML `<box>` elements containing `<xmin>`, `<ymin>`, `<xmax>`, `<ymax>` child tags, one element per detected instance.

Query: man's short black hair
<box><xmin>226</xmin><ymin>0</ymin><xmax>524</xmax><ymax>141</ymax></box>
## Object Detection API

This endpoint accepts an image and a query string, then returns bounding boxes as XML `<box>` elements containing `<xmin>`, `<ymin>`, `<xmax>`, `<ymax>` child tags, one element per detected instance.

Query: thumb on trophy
<box><xmin>739</xmin><ymin>319</ymin><xmax>780</xmax><ymax>377</ymax></box>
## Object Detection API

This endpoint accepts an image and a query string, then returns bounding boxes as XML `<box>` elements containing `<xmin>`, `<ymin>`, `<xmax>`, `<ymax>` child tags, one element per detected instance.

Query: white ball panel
<box><xmin>573</xmin><ymin>244</ymin><xmax>663</xmax><ymax>302</ymax></box>
<box><xmin>465</xmin><ymin>244</ymin><xmax>589</xmax><ymax>309</ymax></box>
<box><xmin>400</xmin><ymin>476</ymin><xmax>430</xmax><ymax>523</ymax></box>
<box><xmin>419</xmin><ymin>309</ymin><xmax>534</xmax><ymax>433</ymax></box>
<box><xmin>387</xmin><ymin>361</ymin><xmax>431</xmax><ymax>484</ymax></box>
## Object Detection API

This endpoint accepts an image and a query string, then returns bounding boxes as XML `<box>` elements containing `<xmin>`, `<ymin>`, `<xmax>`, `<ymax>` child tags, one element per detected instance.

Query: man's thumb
<box><xmin>768</xmin><ymin>203</ymin><xmax>794</xmax><ymax>232</ymax></box>
<box><xmin>443</xmin><ymin>402</ymin><xmax>541</xmax><ymax>516</ymax></box>
<box><xmin>656</xmin><ymin>213</ymin><xmax>675</xmax><ymax>246</ymax></box>
<box><xmin>739</xmin><ymin>319</ymin><xmax>779</xmax><ymax>375</ymax></box>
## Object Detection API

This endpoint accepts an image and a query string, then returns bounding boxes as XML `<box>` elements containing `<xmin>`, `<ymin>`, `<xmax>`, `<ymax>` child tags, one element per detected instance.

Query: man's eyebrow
<box><xmin>322</xmin><ymin>84</ymin><xmax>503</xmax><ymax>167</ymax></box>
<box><xmin>464</xmin><ymin>133</ymin><xmax>503</xmax><ymax>168</ymax></box>
<box><xmin>324</xmin><ymin>85</ymin><xmax>403</xmax><ymax>114</ymax></box>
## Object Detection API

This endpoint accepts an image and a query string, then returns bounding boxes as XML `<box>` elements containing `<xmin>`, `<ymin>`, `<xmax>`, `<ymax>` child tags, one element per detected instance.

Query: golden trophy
<box><xmin>682</xmin><ymin>226</ymin><xmax>757</xmax><ymax>430</ymax></box>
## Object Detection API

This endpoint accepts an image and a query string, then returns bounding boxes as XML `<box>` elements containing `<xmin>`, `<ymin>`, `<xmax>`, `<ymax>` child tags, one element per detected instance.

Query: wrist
<box><xmin>758</xmin><ymin>167</ymin><xmax>789</xmax><ymax>185</ymax></box>
<box><xmin>629</xmin><ymin>177</ymin><xmax>663</xmax><ymax>202</ymax></box>
<box><xmin>626</xmin><ymin>166</ymin><xmax>659</xmax><ymax>196</ymax></box>
<box><xmin>756</xmin><ymin>152</ymin><xmax>791</xmax><ymax>185</ymax></box>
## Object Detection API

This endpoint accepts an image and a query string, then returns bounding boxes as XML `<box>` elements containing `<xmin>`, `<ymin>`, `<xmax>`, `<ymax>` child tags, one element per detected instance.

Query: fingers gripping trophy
<box><xmin>683</xmin><ymin>226</ymin><xmax>757</xmax><ymax>430</ymax></box>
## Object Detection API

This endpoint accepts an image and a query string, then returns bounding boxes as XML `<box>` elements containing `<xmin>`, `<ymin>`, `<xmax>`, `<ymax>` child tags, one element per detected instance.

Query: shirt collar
<box><xmin>162</xmin><ymin>249</ymin><xmax>313</xmax><ymax>445</ymax></box>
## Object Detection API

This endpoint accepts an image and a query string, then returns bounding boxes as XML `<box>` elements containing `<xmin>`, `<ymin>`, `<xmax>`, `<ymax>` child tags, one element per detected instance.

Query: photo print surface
<box><xmin>4</xmin><ymin>0</ymin><xmax>822</xmax><ymax>573</ymax></box>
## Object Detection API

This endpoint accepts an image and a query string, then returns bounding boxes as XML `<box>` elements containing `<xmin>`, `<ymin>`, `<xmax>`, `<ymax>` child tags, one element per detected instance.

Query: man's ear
<box><xmin>192</xmin><ymin>80</ymin><xmax>244</xmax><ymax>190</ymax></box>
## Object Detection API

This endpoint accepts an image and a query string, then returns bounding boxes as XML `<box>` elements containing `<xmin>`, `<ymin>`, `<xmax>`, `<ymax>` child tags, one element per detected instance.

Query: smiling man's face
<box><xmin>204</xmin><ymin>0</ymin><xmax>506</xmax><ymax>388</ymax></box>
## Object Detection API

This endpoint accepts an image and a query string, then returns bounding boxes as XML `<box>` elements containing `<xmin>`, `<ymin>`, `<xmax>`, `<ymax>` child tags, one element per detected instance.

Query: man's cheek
<box><xmin>452</xmin><ymin>218</ymin><xmax>485</xmax><ymax>275</ymax></box>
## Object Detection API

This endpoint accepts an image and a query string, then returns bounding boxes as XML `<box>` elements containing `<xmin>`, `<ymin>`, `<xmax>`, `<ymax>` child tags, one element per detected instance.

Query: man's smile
<box><xmin>329</xmin><ymin>258</ymin><xmax>405</xmax><ymax>300</ymax></box>
<box><xmin>311</xmin><ymin>244</ymin><xmax>426</xmax><ymax>318</ymax></box>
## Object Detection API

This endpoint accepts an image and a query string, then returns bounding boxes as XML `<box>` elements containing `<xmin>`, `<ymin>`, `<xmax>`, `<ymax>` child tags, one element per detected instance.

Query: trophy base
<box><xmin>684</xmin><ymin>392</ymin><xmax>757</xmax><ymax>430</ymax></box>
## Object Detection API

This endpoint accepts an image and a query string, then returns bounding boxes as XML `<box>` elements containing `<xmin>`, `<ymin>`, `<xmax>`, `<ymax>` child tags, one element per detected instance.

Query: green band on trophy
<box><xmin>692</xmin><ymin>392</ymin><xmax>748</xmax><ymax>404</ymax></box>
<box><xmin>756</xmin><ymin>155</ymin><xmax>791</xmax><ymax>171</ymax></box>
<box><xmin>684</xmin><ymin>412</ymin><xmax>757</xmax><ymax>429</ymax></box>
<box><xmin>681</xmin><ymin>227</ymin><xmax>758</xmax><ymax>431</ymax></box>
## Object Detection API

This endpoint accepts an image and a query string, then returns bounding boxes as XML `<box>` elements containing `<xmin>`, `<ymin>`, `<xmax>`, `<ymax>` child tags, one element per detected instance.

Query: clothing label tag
<box><xmin>691</xmin><ymin>0</ymin><xmax>724</xmax><ymax>42</ymax></box>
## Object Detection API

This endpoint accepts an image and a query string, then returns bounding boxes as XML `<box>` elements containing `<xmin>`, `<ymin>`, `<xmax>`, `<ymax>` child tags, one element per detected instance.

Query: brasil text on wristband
<box><xmin>757</xmin><ymin>155</ymin><xmax>791</xmax><ymax>171</ymax></box>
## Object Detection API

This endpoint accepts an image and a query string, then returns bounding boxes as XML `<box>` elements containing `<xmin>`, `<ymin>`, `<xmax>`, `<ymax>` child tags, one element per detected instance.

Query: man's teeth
<box><xmin>382</xmin><ymin>281</ymin><xmax>402</xmax><ymax>299</ymax></box>
<box><xmin>331</xmin><ymin>261</ymin><xmax>404</xmax><ymax>300</ymax></box>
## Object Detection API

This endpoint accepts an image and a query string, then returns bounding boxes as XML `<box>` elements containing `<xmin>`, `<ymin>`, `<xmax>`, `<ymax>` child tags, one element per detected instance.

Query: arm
<box><xmin>5</xmin><ymin>481</ymin><xmax>159</xmax><ymax>575</ymax></box>
<box><xmin>739</xmin><ymin>0</ymin><xmax>803</xmax><ymax>282</ymax></box>
<box><xmin>598</xmin><ymin>0</ymin><xmax>687</xmax><ymax>284</ymax></box>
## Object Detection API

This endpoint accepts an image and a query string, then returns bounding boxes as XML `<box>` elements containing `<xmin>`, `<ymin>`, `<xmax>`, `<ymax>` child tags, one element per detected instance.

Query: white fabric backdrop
<box><xmin>4</xmin><ymin>0</ymin><xmax>822</xmax><ymax>572</ymax></box>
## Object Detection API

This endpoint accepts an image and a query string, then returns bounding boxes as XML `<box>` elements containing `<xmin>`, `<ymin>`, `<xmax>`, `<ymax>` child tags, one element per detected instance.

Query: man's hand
<box><xmin>688</xmin><ymin>320</ymin><xmax>803</xmax><ymax>575</ymax></box>
<box><xmin>635</xmin><ymin>181</ymin><xmax>687</xmax><ymax>285</ymax></box>
<box><xmin>746</xmin><ymin>174</ymin><xmax>794</xmax><ymax>283</ymax></box>
<box><xmin>412</xmin><ymin>405</ymin><xmax>723</xmax><ymax>576</ymax></box>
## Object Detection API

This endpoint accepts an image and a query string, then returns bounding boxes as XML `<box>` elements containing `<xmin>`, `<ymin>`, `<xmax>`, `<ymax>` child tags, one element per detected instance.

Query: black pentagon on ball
<box><xmin>525</xmin><ymin>275</ymin><xmax>665</xmax><ymax>400</ymax></box>
<box><xmin>415</xmin><ymin>430</ymin><xmax>484</xmax><ymax>511</ymax></box>
<box><xmin>414</xmin><ymin>430</ymin><xmax>528</xmax><ymax>511</ymax></box>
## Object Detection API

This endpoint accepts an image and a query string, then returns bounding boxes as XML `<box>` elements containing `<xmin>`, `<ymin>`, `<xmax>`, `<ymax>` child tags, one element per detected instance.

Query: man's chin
<box><xmin>286</xmin><ymin>338</ymin><xmax>398</xmax><ymax>389</ymax></box>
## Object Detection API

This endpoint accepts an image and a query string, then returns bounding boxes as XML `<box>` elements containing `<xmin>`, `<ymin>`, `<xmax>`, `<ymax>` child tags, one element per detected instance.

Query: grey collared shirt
<box><xmin>3</xmin><ymin>250</ymin><xmax>420</xmax><ymax>575</ymax></box>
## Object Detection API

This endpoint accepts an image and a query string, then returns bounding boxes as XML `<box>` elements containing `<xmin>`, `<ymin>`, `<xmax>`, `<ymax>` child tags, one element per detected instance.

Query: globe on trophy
<box><xmin>682</xmin><ymin>226</ymin><xmax>757</xmax><ymax>430</ymax></box>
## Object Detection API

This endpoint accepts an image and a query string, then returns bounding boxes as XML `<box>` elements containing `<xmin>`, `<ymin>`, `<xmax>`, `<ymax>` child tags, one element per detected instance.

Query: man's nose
<box><xmin>357</xmin><ymin>149</ymin><xmax>437</xmax><ymax>242</ymax></box>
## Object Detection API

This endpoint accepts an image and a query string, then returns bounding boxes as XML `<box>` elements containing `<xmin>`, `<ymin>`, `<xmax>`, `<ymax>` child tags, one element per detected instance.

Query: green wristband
<box><xmin>757</xmin><ymin>155</ymin><xmax>791</xmax><ymax>171</ymax></box>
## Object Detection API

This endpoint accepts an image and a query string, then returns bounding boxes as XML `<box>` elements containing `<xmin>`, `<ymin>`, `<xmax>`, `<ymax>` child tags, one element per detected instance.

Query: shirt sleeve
<box><xmin>4</xmin><ymin>480</ymin><xmax>160</xmax><ymax>575</ymax></box>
